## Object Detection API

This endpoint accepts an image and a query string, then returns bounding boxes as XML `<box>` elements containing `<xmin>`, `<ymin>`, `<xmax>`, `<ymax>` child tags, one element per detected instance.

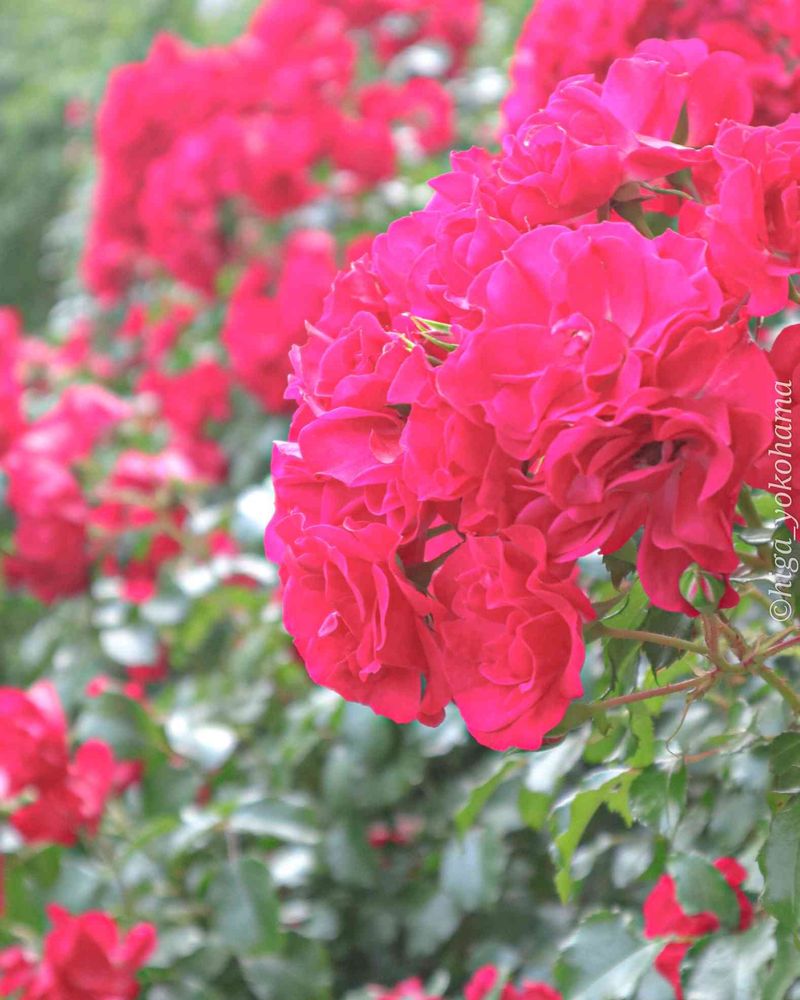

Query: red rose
<box><xmin>11</xmin><ymin>740</ymin><xmax>117</xmax><ymax>847</ymax></box>
<box><xmin>0</xmin><ymin>905</ymin><xmax>156</xmax><ymax>1000</ymax></box>
<box><xmin>749</xmin><ymin>324</ymin><xmax>800</xmax><ymax>542</ymax></box>
<box><xmin>275</xmin><ymin>516</ymin><xmax>448</xmax><ymax>725</ymax></box>
<box><xmin>465</xmin><ymin>965</ymin><xmax>562</xmax><ymax>1000</ymax></box>
<box><xmin>0</xmin><ymin>682</ymin><xmax>68</xmax><ymax>798</ymax></box>
<box><xmin>700</xmin><ymin>116</ymin><xmax>800</xmax><ymax>315</ymax></box>
<box><xmin>431</xmin><ymin>529</ymin><xmax>593</xmax><ymax>751</ymax></box>
<box><xmin>644</xmin><ymin>858</ymin><xmax>753</xmax><ymax>999</ymax></box>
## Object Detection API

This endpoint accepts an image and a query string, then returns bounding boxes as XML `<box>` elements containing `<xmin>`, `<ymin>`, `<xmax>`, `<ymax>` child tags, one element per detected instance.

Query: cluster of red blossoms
<box><xmin>0</xmin><ymin>306</ymin><xmax>236</xmax><ymax>606</ymax></box>
<box><xmin>371</xmin><ymin>965</ymin><xmax>560</xmax><ymax>1000</ymax></box>
<box><xmin>83</xmin><ymin>0</ymin><xmax>476</xmax><ymax>300</ymax></box>
<box><xmin>0</xmin><ymin>681</ymin><xmax>136</xmax><ymax>846</ymax></box>
<box><xmin>268</xmin><ymin>33</ymin><xmax>799</xmax><ymax>750</ymax></box>
<box><xmin>0</xmin><ymin>0</ymin><xmax>484</xmax><ymax>610</ymax></box>
<box><xmin>503</xmin><ymin>0</ymin><xmax>800</xmax><ymax>132</ymax></box>
<box><xmin>0</xmin><ymin>906</ymin><xmax>155</xmax><ymax>1000</ymax></box>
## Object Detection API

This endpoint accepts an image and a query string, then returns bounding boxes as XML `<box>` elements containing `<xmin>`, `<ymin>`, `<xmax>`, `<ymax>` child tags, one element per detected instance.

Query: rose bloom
<box><xmin>439</xmin><ymin>222</ymin><xmax>774</xmax><ymax>613</ymax></box>
<box><xmin>430</xmin><ymin>527</ymin><xmax>593</xmax><ymax>751</ymax></box>
<box><xmin>0</xmin><ymin>682</ymin><xmax>69</xmax><ymax>797</ymax></box>
<box><xmin>749</xmin><ymin>324</ymin><xmax>800</xmax><ymax>539</ymax></box>
<box><xmin>644</xmin><ymin>858</ymin><xmax>753</xmax><ymax>999</ymax></box>
<box><xmin>272</xmin><ymin>515</ymin><xmax>448</xmax><ymax>726</ymax></box>
<box><xmin>0</xmin><ymin>905</ymin><xmax>156</xmax><ymax>1000</ymax></box>
<box><xmin>465</xmin><ymin>966</ymin><xmax>562</xmax><ymax>1000</ymax></box>
<box><xmin>502</xmin><ymin>0</ymin><xmax>796</xmax><ymax>133</ymax></box>
<box><xmin>11</xmin><ymin>740</ymin><xmax>117</xmax><ymax>847</ymax></box>
<box><xmin>700</xmin><ymin>116</ymin><xmax>800</xmax><ymax>315</ymax></box>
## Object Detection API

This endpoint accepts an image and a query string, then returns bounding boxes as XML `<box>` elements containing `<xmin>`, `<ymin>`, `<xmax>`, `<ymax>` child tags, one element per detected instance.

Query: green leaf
<box><xmin>165</xmin><ymin>713</ymin><xmax>237</xmax><ymax>770</ymax></box>
<box><xmin>669</xmin><ymin>855</ymin><xmax>742</xmax><ymax>932</ymax></box>
<box><xmin>769</xmin><ymin>733</ymin><xmax>800</xmax><ymax>811</ymax></box>
<box><xmin>630</xmin><ymin>767</ymin><xmax>686</xmax><ymax>832</ymax></box>
<box><xmin>551</xmin><ymin>769</ymin><xmax>638</xmax><ymax>902</ymax></box>
<box><xmin>556</xmin><ymin>912</ymin><xmax>661</xmax><ymax>999</ymax></box>
<box><xmin>626</xmin><ymin>704</ymin><xmax>655</xmax><ymax>768</ymax></box>
<box><xmin>684</xmin><ymin>921</ymin><xmax>775</xmax><ymax>1000</ymax></box>
<box><xmin>229</xmin><ymin>799</ymin><xmax>320</xmax><ymax>845</ymax></box>
<box><xmin>239</xmin><ymin>937</ymin><xmax>331</xmax><ymax>1000</ymax></box>
<box><xmin>762</xmin><ymin>925</ymin><xmax>800</xmax><ymax>1000</ymax></box>
<box><xmin>406</xmin><ymin>892</ymin><xmax>461</xmax><ymax>958</ymax></box>
<box><xmin>602</xmin><ymin>539</ymin><xmax>638</xmax><ymax>588</ymax></box>
<box><xmin>441</xmin><ymin>828</ymin><xmax>507</xmax><ymax>912</ymax></box>
<box><xmin>456</xmin><ymin>758</ymin><xmax>523</xmax><ymax>834</ymax></box>
<box><xmin>641</xmin><ymin>607</ymin><xmax>696</xmax><ymax>671</ymax></box>
<box><xmin>760</xmin><ymin>795</ymin><xmax>800</xmax><ymax>929</ymax></box>
<box><xmin>601</xmin><ymin>581</ymin><xmax>649</xmax><ymax>691</ymax></box>
<box><xmin>208</xmin><ymin>857</ymin><xmax>281</xmax><ymax>955</ymax></box>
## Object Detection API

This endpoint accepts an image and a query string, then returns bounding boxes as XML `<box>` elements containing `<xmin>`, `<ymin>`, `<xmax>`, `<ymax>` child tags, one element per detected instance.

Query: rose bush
<box><xmin>1</xmin><ymin>0</ymin><xmax>800</xmax><ymax>998</ymax></box>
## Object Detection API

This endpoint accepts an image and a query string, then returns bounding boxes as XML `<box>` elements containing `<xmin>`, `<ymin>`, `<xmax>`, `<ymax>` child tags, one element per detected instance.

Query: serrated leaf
<box><xmin>627</xmin><ymin>704</ymin><xmax>655</xmax><ymax>767</ymax></box>
<box><xmin>641</xmin><ymin>607</ymin><xmax>695</xmax><ymax>670</ymax></box>
<box><xmin>551</xmin><ymin>769</ymin><xmax>638</xmax><ymax>902</ymax></box>
<box><xmin>770</xmin><ymin>733</ymin><xmax>800</xmax><ymax>795</ymax></box>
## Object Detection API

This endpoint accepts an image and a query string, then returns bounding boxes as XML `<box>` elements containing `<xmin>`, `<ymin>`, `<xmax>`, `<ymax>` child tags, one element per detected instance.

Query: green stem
<box><xmin>588</xmin><ymin>674</ymin><xmax>714</xmax><ymax>712</ymax></box>
<box><xmin>756</xmin><ymin>664</ymin><xmax>800</xmax><ymax>714</ymax></box>
<box><xmin>738</xmin><ymin>487</ymin><xmax>763</xmax><ymax>529</ymax></box>
<box><xmin>597</xmin><ymin>623</ymin><xmax>705</xmax><ymax>656</ymax></box>
<box><xmin>765</xmin><ymin>635</ymin><xmax>800</xmax><ymax>658</ymax></box>
<box><xmin>640</xmin><ymin>182</ymin><xmax>694</xmax><ymax>201</ymax></box>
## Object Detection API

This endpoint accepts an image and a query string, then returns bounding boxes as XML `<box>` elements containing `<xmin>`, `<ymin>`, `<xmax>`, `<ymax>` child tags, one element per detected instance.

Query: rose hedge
<box><xmin>0</xmin><ymin>1</ymin><xmax>799</xmax><ymax>999</ymax></box>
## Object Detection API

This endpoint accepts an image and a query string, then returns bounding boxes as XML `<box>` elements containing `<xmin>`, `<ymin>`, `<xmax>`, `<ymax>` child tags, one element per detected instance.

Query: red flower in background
<box><xmin>0</xmin><ymin>906</ymin><xmax>156</xmax><ymax>1000</ymax></box>
<box><xmin>643</xmin><ymin>858</ymin><xmax>753</xmax><ymax>999</ymax></box>
<box><xmin>503</xmin><ymin>0</ymin><xmax>800</xmax><ymax>133</ymax></box>
<box><xmin>465</xmin><ymin>966</ymin><xmax>561</xmax><ymax>1000</ymax></box>
<box><xmin>222</xmin><ymin>231</ymin><xmax>337</xmax><ymax>413</ymax></box>
<box><xmin>83</xmin><ymin>0</ymin><xmax>473</xmax><ymax>301</ymax></box>
<box><xmin>0</xmin><ymin>683</ymin><xmax>119</xmax><ymax>847</ymax></box>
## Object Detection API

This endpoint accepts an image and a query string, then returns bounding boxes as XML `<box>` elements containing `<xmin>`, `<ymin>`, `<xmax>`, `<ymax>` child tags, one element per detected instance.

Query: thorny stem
<box><xmin>765</xmin><ymin>635</ymin><xmax>800</xmax><ymax>658</ymax></box>
<box><xmin>588</xmin><ymin>674</ymin><xmax>715</xmax><ymax>712</ymax></box>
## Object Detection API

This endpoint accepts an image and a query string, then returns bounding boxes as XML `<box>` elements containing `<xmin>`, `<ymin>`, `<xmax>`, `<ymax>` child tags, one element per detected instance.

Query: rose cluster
<box><xmin>84</xmin><ymin>0</ymin><xmax>476</xmax><ymax>300</ymax></box>
<box><xmin>268</xmin><ymin>35</ymin><xmax>798</xmax><ymax>749</ymax></box>
<box><xmin>0</xmin><ymin>682</ymin><xmax>133</xmax><ymax>846</ymax></box>
<box><xmin>0</xmin><ymin>906</ymin><xmax>155</xmax><ymax>1000</ymax></box>
<box><xmin>0</xmin><ymin>307</ymin><xmax>242</xmax><ymax>607</ymax></box>
<box><xmin>503</xmin><ymin>0</ymin><xmax>800</xmax><ymax>133</ymax></box>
